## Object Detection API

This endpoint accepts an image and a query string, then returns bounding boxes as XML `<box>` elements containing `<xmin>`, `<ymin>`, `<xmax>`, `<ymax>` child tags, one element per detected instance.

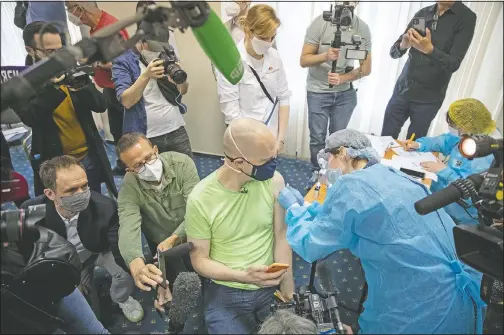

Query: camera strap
<box><xmin>139</xmin><ymin>56</ymin><xmax>187</xmax><ymax>114</ymax></box>
<box><xmin>248</xmin><ymin>65</ymin><xmax>279</xmax><ymax>126</ymax></box>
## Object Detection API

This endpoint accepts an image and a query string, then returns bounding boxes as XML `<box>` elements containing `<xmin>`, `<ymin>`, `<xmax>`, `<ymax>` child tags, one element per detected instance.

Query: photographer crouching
<box><xmin>111</xmin><ymin>30</ymin><xmax>193</xmax><ymax>157</ymax></box>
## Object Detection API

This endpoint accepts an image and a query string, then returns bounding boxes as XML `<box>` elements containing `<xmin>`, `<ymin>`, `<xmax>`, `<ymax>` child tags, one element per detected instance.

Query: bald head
<box><xmin>224</xmin><ymin>118</ymin><xmax>276</xmax><ymax>164</ymax></box>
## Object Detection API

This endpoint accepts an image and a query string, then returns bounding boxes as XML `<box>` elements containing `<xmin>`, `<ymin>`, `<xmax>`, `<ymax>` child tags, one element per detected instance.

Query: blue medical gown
<box><xmin>286</xmin><ymin>164</ymin><xmax>485</xmax><ymax>334</ymax></box>
<box><xmin>417</xmin><ymin>133</ymin><xmax>493</xmax><ymax>224</ymax></box>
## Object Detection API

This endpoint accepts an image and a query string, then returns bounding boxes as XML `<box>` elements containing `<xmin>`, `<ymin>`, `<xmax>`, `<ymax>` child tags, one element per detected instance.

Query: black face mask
<box><xmin>225</xmin><ymin>154</ymin><xmax>278</xmax><ymax>181</ymax></box>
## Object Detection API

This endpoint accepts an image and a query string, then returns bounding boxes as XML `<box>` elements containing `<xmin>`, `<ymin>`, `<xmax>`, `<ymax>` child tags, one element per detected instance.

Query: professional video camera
<box><xmin>57</xmin><ymin>65</ymin><xmax>94</xmax><ymax>90</ymax></box>
<box><xmin>1</xmin><ymin>205</ymin><xmax>45</xmax><ymax>242</ymax></box>
<box><xmin>415</xmin><ymin>135</ymin><xmax>503</xmax><ymax>280</ymax></box>
<box><xmin>322</xmin><ymin>2</ymin><xmax>368</xmax><ymax>88</ymax></box>
<box><xmin>1</xmin><ymin>2</ymin><xmax>245</xmax><ymax>110</ymax></box>
<box><xmin>158</xmin><ymin>45</ymin><xmax>187</xmax><ymax>84</ymax></box>
<box><xmin>323</xmin><ymin>1</ymin><xmax>356</xmax><ymax>27</ymax></box>
<box><xmin>271</xmin><ymin>262</ymin><xmax>349</xmax><ymax>334</ymax></box>
<box><xmin>1</xmin><ymin>205</ymin><xmax>82</xmax><ymax>334</ymax></box>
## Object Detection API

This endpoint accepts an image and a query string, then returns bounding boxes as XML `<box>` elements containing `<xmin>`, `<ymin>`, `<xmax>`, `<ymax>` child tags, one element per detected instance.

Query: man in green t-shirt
<box><xmin>186</xmin><ymin>118</ymin><xmax>295</xmax><ymax>334</ymax></box>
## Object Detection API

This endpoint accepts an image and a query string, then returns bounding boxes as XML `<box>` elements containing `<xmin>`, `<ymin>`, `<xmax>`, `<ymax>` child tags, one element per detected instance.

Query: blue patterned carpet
<box><xmin>2</xmin><ymin>139</ymin><xmax>365</xmax><ymax>334</ymax></box>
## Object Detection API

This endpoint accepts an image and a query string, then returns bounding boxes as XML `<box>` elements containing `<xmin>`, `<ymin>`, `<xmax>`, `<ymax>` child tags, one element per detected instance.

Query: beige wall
<box><xmin>99</xmin><ymin>1</ymin><xmax>225</xmax><ymax>155</ymax></box>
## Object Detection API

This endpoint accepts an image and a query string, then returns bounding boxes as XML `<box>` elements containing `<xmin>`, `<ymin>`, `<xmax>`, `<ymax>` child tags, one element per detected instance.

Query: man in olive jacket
<box><xmin>116</xmin><ymin>132</ymin><xmax>199</xmax><ymax>313</ymax></box>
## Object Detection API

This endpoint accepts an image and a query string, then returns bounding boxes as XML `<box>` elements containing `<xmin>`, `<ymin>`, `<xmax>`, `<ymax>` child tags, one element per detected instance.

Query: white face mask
<box><xmin>140</xmin><ymin>49</ymin><xmax>161</xmax><ymax>64</ymax></box>
<box><xmin>251</xmin><ymin>37</ymin><xmax>273</xmax><ymax>55</ymax></box>
<box><xmin>67</xmin><ymin>11</ymin><xmax>83</xmax><ymax>26</ymax></box>
<box><xmin>137</xmin><ymin>158</ymin><xmax>163</xmax><ymax>182</ymax></box>
<box><xmin>448</xmin><ymin>126</ymin><xmax>460</xmax><ymax>136</ymax></box>
<box><xmin>225</xmin><ymin>2</ymin><xmax>242</xmax><ymax>17</ymax></box>
<box><xmin>326</xmin><ymin>156</ymin><xmax>344</xmax><ymax>185</ymax></box>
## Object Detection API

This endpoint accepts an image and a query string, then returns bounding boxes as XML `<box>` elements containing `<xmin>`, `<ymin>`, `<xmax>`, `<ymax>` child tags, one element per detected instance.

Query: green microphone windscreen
<box><xmin>192</xmin><ymin>9</ymin><xmax>244</xmax><ymax>85</ymax></box>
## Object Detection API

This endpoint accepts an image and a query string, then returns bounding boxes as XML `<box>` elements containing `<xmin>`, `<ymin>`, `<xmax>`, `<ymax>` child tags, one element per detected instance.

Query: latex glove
<box><xmin>278</xmin><ymin>186</ymin><xmax>304</xmax><ymax>210</ymax></box>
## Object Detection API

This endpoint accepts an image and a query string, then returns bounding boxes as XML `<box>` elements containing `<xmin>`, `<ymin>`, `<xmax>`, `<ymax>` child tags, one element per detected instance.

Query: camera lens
<box><xmin>0</xmin><ymin>205</ymin><xmax>44</xmax><ymax>242</ymax></box>
<box><xmin>166</xmin><ymin>64</ymin><xmax>187</xmax><ymax>85</ymax></box>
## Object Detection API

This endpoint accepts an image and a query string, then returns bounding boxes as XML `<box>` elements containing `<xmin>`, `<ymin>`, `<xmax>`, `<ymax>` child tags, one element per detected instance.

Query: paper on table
<box><xmin>2</xmin><ymin>127</ymin><xmax>28</xmax><ymax>141</ymax></box>
<box><xmin>392</xmin><ymin>146</ymin><xmax>438</xmax><ymax>162</ymax></box>
<box><xmin>381</xmin><ymin>156</ymin><xmax>438</xmax><ymax>182</ymax></box>
<box><xmin>365</xmin><ymin>134</ymin><xmax>396</xmax><ymax>158</ymax></box>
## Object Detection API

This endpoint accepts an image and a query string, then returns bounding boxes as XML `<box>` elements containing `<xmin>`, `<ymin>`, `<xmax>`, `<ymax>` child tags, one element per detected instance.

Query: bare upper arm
<box><xmin>301</xmin><ymin>43</ymin><xmax>319</xmax><ymax>58</ymax></box>
<box><xmin>188</xmin><ymin>237</ymin><xmax>210</xmax><ymax>261</ymax></box>
<box><xmin>271</xmin><ymin>172</ymin><xmax>287</xmax><ymax>235</ymax></box>
<box><xmin>361</xmin><ymin>52</ymin><xmax>372</xmax><ymax>74</ymax></box>
<box><xmin>271</xmin><ymin>171</ymin><xmax>286</xmax><ymax>198</ymax></box>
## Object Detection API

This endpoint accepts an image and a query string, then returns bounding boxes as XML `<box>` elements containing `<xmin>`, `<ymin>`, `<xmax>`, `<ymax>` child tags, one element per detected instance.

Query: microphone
<box><xmin>316</xmin><ymin>262</ymin><xmax>346</xmax><ymax>334</ymax></box>
<box><xmin>1</xmin><ymin>2</ymin><xmax>244</xmax><ymax>108</ymax></box>
<box><xmin>190</xmin><ymin>9</ymin><xmax>244</xmax><ymax>85</ymax></box>
<box><xmin>151</xmin><ymin>2</ymin><xmax>244</xmax><ymax>85</ymax></box>
<box><xmin>159</xmin><ymin>242</ymin><xmax>194</xmax><ymax>259</ymax></box>
<box><xmin>415</xmin><ymin>174</ymin><xmax>484</xmax><ymax>215</ymax></box>
<box><xmin>168</xmin><ymin>272</ymin><xmax>202</xmax><ymax>334</ymax></box>
<box><xmin>316</xmin><ymin>261</ymin><xmax>337</xmax><ymax>297</ymax></box>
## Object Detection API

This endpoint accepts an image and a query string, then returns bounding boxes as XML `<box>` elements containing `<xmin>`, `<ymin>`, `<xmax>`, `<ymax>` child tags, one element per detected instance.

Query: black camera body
<box><xmin>323</xmin><ymin>2</ymin><xmax>355</xmax><ymax>27</ymax></box>
<box><xmin>158</xmin><ymin>45</ymin><xmax>187</xmax><ymax>84</ymax></box>
<box><xmin>271</xmin><ymin>285</ymin><xmax>346</xmax><ymax>334</ymax></box>
<box><xmin>57</xmin><ymin>65</ymin><xmax>94</xmax><ymax>90</ymax></box>
<box><xmin>415</xmin><ymin>136</ymin><xmax>503</xmax><ymax>280</ymax></box>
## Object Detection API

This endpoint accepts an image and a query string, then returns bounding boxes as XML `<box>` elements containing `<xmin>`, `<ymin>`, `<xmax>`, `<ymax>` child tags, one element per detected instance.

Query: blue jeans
<box><xmin>203</xmin><ymin>280</ymin><xmax>276</xmax><ymax>334</ymax></box>
<box><xmin>307</xmin><ymin>89</ymin><xmax>357</xmax><ymax>169</ymax></box>
<box><xmin>381</xmin><ymin>90</ymin><xmax>443</xmax><ymax>139</ymax></box>
<box><xmin>149</xmin><ymin>126</ymin><xmax>193</xmax><ymax>158</ymax></box>
<box><xmin>56</xmin><ymin>288</ymin><xmax>109</xmax><ymax>334</ymax></box>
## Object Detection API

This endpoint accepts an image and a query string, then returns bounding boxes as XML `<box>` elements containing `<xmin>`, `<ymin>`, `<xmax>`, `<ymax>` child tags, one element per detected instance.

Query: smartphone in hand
<box><xmin>412</xmin><ymin>17</ymin><xmax>426</xmax><ymax>36</ymax></box>
<box><xmin>267</xmin><ymin>263</ymin><xmax>290</xmax><ymax>273</ymax></box>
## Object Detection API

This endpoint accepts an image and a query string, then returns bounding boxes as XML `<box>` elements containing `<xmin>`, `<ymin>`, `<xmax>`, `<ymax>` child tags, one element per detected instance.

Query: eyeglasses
<box><xmin>34</xmin><ymin>47</ymin><xmax>62</xmax><ymax>55</ymax></box>
<box><xmin>132</xmin><ymin>152</ymin><xmax>158</xmax><ymax>174</ymax></box>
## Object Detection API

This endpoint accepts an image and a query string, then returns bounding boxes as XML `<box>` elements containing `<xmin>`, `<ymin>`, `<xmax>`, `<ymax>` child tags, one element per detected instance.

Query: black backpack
<box><xmin>1</xmin><ymin>226</ymin><xmax>82</xmax><ymax>333</ymax></box>
<box><xmin>14</xmin><ymin>1</ymin><xmax>29</xmax><ymax>29</ymax></box>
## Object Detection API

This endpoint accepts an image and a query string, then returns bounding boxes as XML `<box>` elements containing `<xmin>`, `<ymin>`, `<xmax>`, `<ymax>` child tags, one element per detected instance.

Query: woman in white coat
<box><xmin>216</xmin><ymin>4</ymin><xmax>291</xmax><ymax>153</ymax></box>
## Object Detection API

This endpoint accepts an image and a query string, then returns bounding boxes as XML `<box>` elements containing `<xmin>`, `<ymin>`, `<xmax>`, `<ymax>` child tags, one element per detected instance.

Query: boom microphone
<box><xmin>415</xmin><ymin>174</ymin><xmax>484</xmax><ymax>215</ymax></box>
<box><xmin>168</xmin><ymin>272</ymin><xmax>202</xmax><ymax>334</ymax></box>
<box><xmin>1</xmin><ymin>1</ymin><xmax>244</xmax><ymax>108</ymax></box>
<box><xmin>187</xmin><ymin>8</ymin><xmax>244</xmax><ymax>85</ymax></box>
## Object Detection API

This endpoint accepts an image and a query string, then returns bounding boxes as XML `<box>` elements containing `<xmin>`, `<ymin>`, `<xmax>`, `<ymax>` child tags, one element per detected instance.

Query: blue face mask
<box><xmin>225</xmin><ymin>154</ymin><xmax>277</xmax><ymax>181</ymax></box>
<box><xmin>249</xmin><ymin>157</ymin><xmax>277</xmax><ymax>181</ymax></box>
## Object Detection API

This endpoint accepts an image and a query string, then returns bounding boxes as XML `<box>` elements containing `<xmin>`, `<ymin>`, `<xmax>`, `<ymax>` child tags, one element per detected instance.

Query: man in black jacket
<box><xmin>21</xmin><ymin>155</ymin><xmax>144</xmax><ymax>323</ymax></box>
<box><xmin>17</xmin><ymin>21</ymin><xmax>117</xmax><ymax>197</ymax></box>
<box><xmin>381</xmin><ymin>1</ymin><xmax>476</xmax><ymax>139</ymax></box>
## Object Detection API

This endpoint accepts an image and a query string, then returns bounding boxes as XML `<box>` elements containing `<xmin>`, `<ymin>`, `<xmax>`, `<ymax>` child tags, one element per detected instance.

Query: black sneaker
<box><xmin>305</xmin><ymin>170</ymin><xmax>319</xmax><ymax>191</ymax></box>
<box><xmin>112</xmin><ymin>166</ymin><xmax>126</xmax><ymax>176</ymax></box>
